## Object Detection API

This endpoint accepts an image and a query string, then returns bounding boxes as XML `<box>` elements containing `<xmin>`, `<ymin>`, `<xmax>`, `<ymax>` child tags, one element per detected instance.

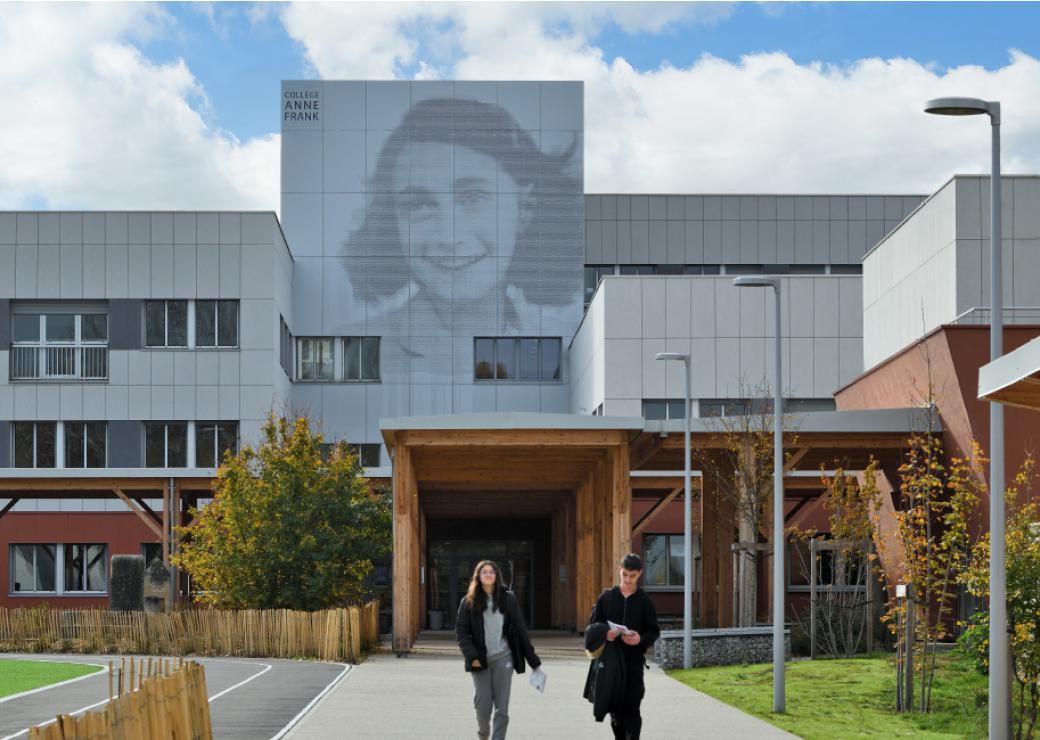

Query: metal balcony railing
<box><xmin>9</xmin><ymin>344</ymin><xmax>108</xmax><ymax>380</ymax></box>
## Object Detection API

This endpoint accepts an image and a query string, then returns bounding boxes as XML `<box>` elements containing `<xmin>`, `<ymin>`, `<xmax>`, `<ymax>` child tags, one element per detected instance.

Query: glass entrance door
<box><xmin>428</xmin><ymin>539</ymin><xmax>535</xmax><ymax>629</ymax></box>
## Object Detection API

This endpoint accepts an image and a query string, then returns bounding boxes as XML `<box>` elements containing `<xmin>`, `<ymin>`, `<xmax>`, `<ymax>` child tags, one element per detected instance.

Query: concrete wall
<box><xmin>863</xmin><ymin>175</ymin><xmax>1040</xmax><ymax>369</ymax></box>
<box><xmin>571</xmin><ymin>274</ymin><xmax>863</xmax><ymax>417</ymax></box>
<box><xmin>585</xmin><ymin>194</ymin><xmax>924</xmax><ymax>267</ymax></box>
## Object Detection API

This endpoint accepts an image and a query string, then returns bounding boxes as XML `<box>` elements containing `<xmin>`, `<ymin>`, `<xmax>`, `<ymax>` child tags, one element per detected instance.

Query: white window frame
<box><xmin>296</xmin><ymin>337</ymin><xmax>335</xmax><ymax>381</ymax></box>
<box><xmin>473</xmin><ymin>337</ymin><xmax>563</xmax><ymax>382</ymax></box>
<box><xmin>9</xmin><ymin>543</ymin><xmax>108</xmax><ymax>596</ymax></box>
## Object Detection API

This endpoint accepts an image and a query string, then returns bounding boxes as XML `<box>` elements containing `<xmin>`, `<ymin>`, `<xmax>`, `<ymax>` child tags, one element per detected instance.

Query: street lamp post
<box><xmin>655</xmin><ymin>351</ymin><xmax>692</xmax><ymax>670</ymax></box>
<box><xmin>732</xmin><ymin>276</ymin><xmax>785</xmax><ymax>713</ymax></box>
<box><xmin>924</xmin><ymin>96</ymin><xmax>1005</xmax><ymax>738</ymax></box>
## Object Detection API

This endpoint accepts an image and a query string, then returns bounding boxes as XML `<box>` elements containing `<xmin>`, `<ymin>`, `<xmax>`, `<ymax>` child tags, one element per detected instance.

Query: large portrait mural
<box><xmin>282</xmin><ymin>80</ymin><xmax>584</xmax><ymax>403</ymax></box>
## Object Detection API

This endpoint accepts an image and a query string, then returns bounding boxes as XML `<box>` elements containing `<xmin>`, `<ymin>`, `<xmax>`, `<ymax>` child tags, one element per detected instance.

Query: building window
<box><xmin>644</xmin><ymin>534</ymin><xmax>685</xmax><ymax>587</ymax></box>
<box><xmin>63</xmin><ymin>544</ymin><xmax>108</xmax><ymax>592</ymax></box>
<box><xmin>349</xmin><ymin>443</ymin><xmax>381</xmax><ymax>468</ymax></box>
<box><xmin>319</xmin><ymin>442</ymin><xmax>381</xmax><ymax>468</ymax></box>
<box><xmin>830</xmin><ymin>264</ymin><xmax>863</xmax><ymax>275</ymax></box>
<box><xmin>297</xmin><ymin>337</ymin><xmax>335</xmax><ymax>381</ymax></box>
<box><xmin>344</xmin><ymin>337</ymin><xmax>380</xmax><ymax>381</ymax></box>
<box><xmin>195</xmin><ymin>422</ymin><xmax>238</xmax><ymax>468</ymax></box>
<box><xmin>13</xmin><ymin>422</ymin><xmax>57</xmax><ymax>468</ymax></box>
<box><xmin>142</xmin><ymin>543</ymin><xmax>163</xmax><ymax>569</ymax></box>
<box><xmin>10</xmin><ymin>543</ymin><xmax>106</xmax><ymax>594</ymax></box>
<box><xmin>584</xmin><ymin>265</ymin><xmax>614</xmax><ymax>307</ymax></box>
<box><xmin>474</xmin><ymin>338</ymin><xmax>561</xmax><ymax>381</ymax></box>
<box><xmin>619</xmin><ymin>265</ymin><xmax>652</xmax><ymax>276</ymax></box>
<box><xmin>725</xmin><ymin>264</ymin><xmax>764</xmax><ymax>275</ymax></box>
<box><xmin>279</xmin><ymin>315</ymin><xmax>293</xmax><ymax>377</ymax></box>
<box><xmin>195</xmin><ymin>300</ymin><xmax>239</xmax><ymax>348</ymax></box>
<box><xmin>698</xmin><ymin>398</ymin><xmax>834</xmax><ymax>418</ymax></box>
<box><xmin>11</xmin><ymin>544</ymin><xmax>57</xmax><ymax>593</ymax></box>
<box><xmin>642</xmin><ymin>399</ymin><xmax>686</xmax><ymax>421</ymax></box>
<box><xmin>64</xmin><ymin>422</ymin><xmax>107</xmax><ymax>468</ymax></box>
<box><xmin>145</xmin><ymin>300</ymin><xmax>188</xmax><ymax>347</ymax></box>
<box><xmin>10</xmin><ymin>311</ymin><xmax>108</xmax><ymax>380</ymax></box>
<box><xmin>144</xmin><ymin>423</ymin><xmax>188</xmax><ymax>468</ymax></box>
<box><xmin>684</xmin><ymin>265</ymin><xmax>721</xmax><ymax>275</ymax></box>
<box><xmin>652</xmin><ymin>264</ymin><xmax>683</xmax><ymax>276</ymax></box>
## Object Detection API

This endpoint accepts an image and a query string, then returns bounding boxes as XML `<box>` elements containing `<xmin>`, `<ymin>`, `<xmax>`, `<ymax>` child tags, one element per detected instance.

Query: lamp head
<box><xmin>732</xmin><ymin>276</ymin><xmax>780</xmax><ymax>290</ymax></box>
<box><xmin>924</xmin><ymin>97</ymin><xmax>993</xmax><ymax>117</ymax></box>
<box><xmin>655</xmin><ymin>352</ymin><xmax>689</xmax><ymax>362</ymax></box>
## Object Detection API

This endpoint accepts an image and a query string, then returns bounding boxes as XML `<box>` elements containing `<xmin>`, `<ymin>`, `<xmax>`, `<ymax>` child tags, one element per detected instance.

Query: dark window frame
<box><xmin>12</xmin><ymin>421</ymin><xmax>57</xmax><ymax>469</ymax></box>
<box><xmin>195</xmin><ymin>422</ymin><xmax>239</xmax><ymax>468</ymax></box>
<box><xmin>473</xmin><ymin>337</ymin><xmax>562</xmax><ymax>382</ymax></box>
<box><xmin>194</xmin><ymin>300</ymin><xmax>240</xmax><ymax>348</ymax></box>
<box><xmin>144</xmin><ymin>422</ymin><xmax>188</xmax><ymax>468</ymax></box>
<box><xmin>144</xmin><ymin>300</ymin><xmax>189</xmax><ymax>348</ymax></box>
<box><xmin>64</xmin><ymin>422</ymin><xmax>107</xmax><ymax>468</ymax></box>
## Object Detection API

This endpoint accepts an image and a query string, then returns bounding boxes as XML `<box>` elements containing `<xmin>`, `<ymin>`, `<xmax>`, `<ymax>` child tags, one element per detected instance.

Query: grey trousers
<box><xmin>471</xmin><ymin>652</ymin><xmax>513</xmax><ymax>740</ymax></box>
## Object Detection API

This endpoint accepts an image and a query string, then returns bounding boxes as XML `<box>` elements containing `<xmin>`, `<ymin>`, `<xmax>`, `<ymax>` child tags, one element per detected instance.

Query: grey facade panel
<box><xmin>108</xmin><ymin>420</ymin><xmax>142</xmax><ymax>467</ymax></box>
<box><xmin>0</xmin><ymin>298</ymin><xmax>9</xmax><ymax>346</ymax></box>
<box><xmin>109</xmin><ymin>299</ymin><xmax>142</xmax><ymax>350</ymax></box>
<box><xmin>0</xmin><ymin>421</ymin><xmax>9</xmax><ymax>467</ymax></box>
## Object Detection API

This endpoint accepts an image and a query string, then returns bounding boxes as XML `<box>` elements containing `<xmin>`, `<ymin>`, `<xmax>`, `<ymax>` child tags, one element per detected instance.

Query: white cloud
<box><xmin>281</xmin><ymin>3</ymin><xmax>1040</xmax><ymax>195</ymax></box>
<box><xmin>0</xmin><ymin>3</ymin><xmax>277</xmax><ymax>210</ymax></box>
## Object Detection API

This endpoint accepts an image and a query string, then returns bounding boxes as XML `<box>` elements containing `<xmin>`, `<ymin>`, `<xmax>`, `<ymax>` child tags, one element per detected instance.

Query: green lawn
<box><xmin>670</xmin><ymin>652</ymin><xmax>988</xmax><ymax>739</ymax></box>
<box><xmin>0</xmin><ymin>659</ymin><xmax>103</xmax><ymax>699</ymax></box>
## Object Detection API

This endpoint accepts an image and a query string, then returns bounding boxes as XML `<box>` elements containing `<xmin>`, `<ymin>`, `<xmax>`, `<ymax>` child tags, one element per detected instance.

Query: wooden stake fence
<box><xmin>29</xmin><ymin>658</ymin><xmax>212</xmax><ymax>740</ymax></box>
<box><xmin>0</xmin><ymin>602</ymin><xmax>379</xmax><ymax>662</ymax></box>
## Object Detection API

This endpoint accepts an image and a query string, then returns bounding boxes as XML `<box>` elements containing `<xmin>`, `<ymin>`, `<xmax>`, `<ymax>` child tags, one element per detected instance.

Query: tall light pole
<box><xmin>655</xmin><ymin>351</ymin><xmax>692</xmax><ymax>669</ymax></box>
<box><xmin>732</xmin><ymin>275</ymin><xmax>785</xmax><ymax>713</ymax></box>
<box><xmin>924</xmin><ymin>96</ymin><xmax>1005</xmax><ymax>738</ymax></box>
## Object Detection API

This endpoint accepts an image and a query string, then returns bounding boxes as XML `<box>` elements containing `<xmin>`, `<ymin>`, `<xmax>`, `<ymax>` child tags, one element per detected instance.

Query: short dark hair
<box><xmin>621</xmin><ymin>553</ymin><xmax>643</xmax><ymax>571</ymax></box>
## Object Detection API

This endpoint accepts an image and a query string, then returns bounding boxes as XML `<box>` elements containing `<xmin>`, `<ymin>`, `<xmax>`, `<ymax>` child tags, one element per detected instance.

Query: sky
<box><xmin>1</xmin><ymin>1</ymin><xmax>1039</xmax><ymax>212</ymax></box>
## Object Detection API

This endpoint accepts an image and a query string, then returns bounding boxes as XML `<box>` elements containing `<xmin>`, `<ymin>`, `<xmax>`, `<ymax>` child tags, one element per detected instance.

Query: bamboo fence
<box><xmin>29</xmin><ymin>657</ymin><xmax>212</xmax><ymax>740</ymax></box>
<box><xmin>0</xmin><ymin>602</ymin><xmax>379</xmax><ymax>662</ymax></box>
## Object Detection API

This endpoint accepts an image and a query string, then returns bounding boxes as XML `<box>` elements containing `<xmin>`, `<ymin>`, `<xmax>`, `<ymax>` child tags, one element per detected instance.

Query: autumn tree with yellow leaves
<box><xmin>174</xmin><ymin>414</ymin><xmax>391</xmax><ymax>611</ymax></box>
<box><xmin>961</xmin><ymin>455</ymin><xmax>1040</xmax><ymax>739</ymax></box>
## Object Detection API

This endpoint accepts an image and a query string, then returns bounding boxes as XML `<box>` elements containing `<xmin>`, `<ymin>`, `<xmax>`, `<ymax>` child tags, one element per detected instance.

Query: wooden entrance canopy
<box><xmin>381</xmin><ymin>412</ymin><xmax>643</xmax><ymax>652</ymax></box>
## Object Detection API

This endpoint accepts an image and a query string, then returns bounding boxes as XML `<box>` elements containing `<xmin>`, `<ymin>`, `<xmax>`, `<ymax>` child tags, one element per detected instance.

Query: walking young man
<box><xmin>588</xmin><ymin>553</ymin><xmax>661</xmax><ymax>740</ymax></box>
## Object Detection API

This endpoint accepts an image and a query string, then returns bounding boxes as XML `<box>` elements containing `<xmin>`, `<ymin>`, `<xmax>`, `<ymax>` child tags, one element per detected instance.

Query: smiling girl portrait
<box><xmin>340</xmin><ymin>95</ymin><xmax>583</xmax><ymax>344</ymax></box>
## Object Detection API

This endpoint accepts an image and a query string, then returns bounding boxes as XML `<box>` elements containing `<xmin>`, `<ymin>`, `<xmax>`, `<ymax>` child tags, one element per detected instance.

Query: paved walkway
<box><xmin>286</xmin><ymin>651</ymin><xmax>798</xmax><ymax>739</ymax></box>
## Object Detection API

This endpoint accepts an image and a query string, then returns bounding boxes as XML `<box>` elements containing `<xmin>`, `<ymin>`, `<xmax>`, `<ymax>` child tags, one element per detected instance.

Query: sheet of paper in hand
<box><xmin>607</xmin><ymin>621</ymin><xmax>634</xmax><ymax>636</ymax></box>
<box><xmin>529</xmin><ymin>667</ymin><xmax>547</xmax><ymax>693</ymax></box>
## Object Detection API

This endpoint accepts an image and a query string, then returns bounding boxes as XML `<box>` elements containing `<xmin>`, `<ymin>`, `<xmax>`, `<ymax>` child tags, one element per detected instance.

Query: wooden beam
<box><xmin>630</xmin><ymin>434</ymin><xmax>667</xmax><ymax>470</ymax></box>
<box><xmin>0</xmin><ymin>498</ymin><xmax>20</xmax><ymax>520</ymax></box>
<box><xmin>632</xmin><ymin>487</ymin><xmax>684</xmax><ymax>537</ymax></box>
<box><xmin>112</xmin><ymin>488</ymin><xmax>163</xmax><ymax>539</ymax></box>
<box><xmin>783</xmin><ymin>446</ymin><xmax>811</xmax><ymax>475</ymax></box>
<box><xmin>398</xmin><ymin>429</ymin><xmax>628</xmax><ymax>448</ymax></box>
<box><xmin>133</xmin><ymin>496</ymin><xmax>163</xmax><ymax>526</ymax></box>
<box><xmin>0</xmin><ymin>477</ymin><xmax>213</xmax><ymax>492</ymax></box>
<box><xmin>783</xmin><ymin>496</ymin><xmax>813</xmax><ymax>525</ymax></box>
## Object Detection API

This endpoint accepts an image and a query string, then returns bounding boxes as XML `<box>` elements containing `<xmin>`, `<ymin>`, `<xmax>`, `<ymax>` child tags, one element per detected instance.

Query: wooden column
<box><xmin>565</xmin><ymin>492</ymin><xmax>578</xmax><ymax>629</ymax></box>
<box><xmin>717</xmin><ymin>489</ymin><xmax>736</xmax><ymax>628</ymax></box>
<box><xmin>575</xmin><ymin>473</ymin><xmax>596</xmax><ymax>628</ymax></box>
<box><xmin>610</xmin><ymin>437</ymin><xmax>632</xmax><ymax>570</ymax></box>
<box><xmin>699</xmin><ymin>468</ymin><xmax>719</xmax><ymax>627</ymax></box>
<box><xmin>392</xmin><ymin>443</ymin><xmax>421</xmax><ymax>652</ymax></box>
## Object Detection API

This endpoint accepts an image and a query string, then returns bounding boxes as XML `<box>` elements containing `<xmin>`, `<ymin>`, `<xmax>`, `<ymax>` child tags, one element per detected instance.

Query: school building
<box><xmin>1</xmin><ymin>81</ymin><xmax>1037</xmax><ymax>652</ymax></box>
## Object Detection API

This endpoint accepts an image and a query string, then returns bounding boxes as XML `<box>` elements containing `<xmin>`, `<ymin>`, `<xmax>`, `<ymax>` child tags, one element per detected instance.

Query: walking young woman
<box><xmin>456</xmin><ymin>560</ymin><xmax>542</xmax><ymax>740</ymax></box>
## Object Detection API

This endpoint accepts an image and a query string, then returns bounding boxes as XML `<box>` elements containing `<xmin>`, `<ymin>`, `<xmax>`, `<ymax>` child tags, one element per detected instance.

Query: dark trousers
<box><xmin>610</xmin><ymin>663</ymin><xmax>645</xmax><ymax>740</ymax></box>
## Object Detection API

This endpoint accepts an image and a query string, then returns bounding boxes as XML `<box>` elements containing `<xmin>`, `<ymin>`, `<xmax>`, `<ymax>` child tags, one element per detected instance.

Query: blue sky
<box><xmin>144</xmin><ymin>2</ymin><xmax>1040</xmax><ymax>143</ymax></box>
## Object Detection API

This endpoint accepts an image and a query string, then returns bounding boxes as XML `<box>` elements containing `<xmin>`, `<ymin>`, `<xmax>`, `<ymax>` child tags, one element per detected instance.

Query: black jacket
<box><xmin>456</xmin><ymin>590</ymin><xmax>541</xmax><ymax>674</ymax></box>
<box><xmin>588</xmin><ymin>586</ymin><xmax>661</xmax><ymax>667</ymax></box>
<box><xmin>583</xmin><ymin>621</ymin><xmax>627</xmax><ymax>722</ymax></box>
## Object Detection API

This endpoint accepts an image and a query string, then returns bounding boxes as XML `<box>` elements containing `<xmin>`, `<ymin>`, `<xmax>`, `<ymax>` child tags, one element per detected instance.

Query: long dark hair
<box><xmin>464</xmin><ymin>559</ymin><xmax>506</xmax><ymax>614</ymax></box>
<box><xmin>342</xmin><ymin>96</ymin><xmax>582</xmax><ymax>306</ymax></box>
